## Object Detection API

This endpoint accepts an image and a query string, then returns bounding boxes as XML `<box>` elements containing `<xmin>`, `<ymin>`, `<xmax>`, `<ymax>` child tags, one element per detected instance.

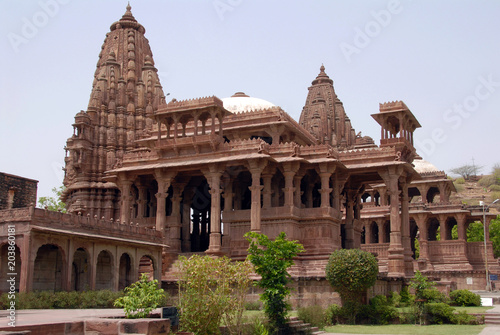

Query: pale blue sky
<box><xmin>1</xmin><ymin>0</ymin><xmax>499</xmax><ymax>199</ymax></box>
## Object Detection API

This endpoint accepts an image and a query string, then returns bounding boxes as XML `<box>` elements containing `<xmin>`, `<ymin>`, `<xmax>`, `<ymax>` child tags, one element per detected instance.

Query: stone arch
<box><xmin>71</xmin><ymin>247</ymin><xmax>90</xmax><ymax>291</ymax></box>
<box><xmin>408</xmin><ymin>187</ymin><xmax>421</xmax><ymax>203</ymax></box>
<box><xmin>33</xmin><ymin>244</ymin><xmax>65</xmax><ymax>291</ymax></box>
<box><xmin>427</xmin><ymin>217</ymin><xmax>440</xmax><ymax>241</ymax></box>
<box><xmin>370</xmin><ymin>221</ymin><xmax>379</xmax><ymax>243</ymax></box>
<box><xmin>383</xmin><ymin>220</ymin><xmax>390</xmax><ymax>243</ymax></box>
<box><xmin>138</xmin><ymin>254</ymin><xmax>155</xmax><ymax>281</ymax></box>
<box><xmin>119</xmin><ymin>253</ymin><xmax>133</xmax><ymax>290</ymax></box>
<box><xmin>445</xmin><ymin>217</ymin><xmax>458</xmax><ymax>240</ymax></box>
<box><xmin>0</xmin><ymin>243</ymin><xmax>21</xmax><ymax>293</ymax></box>
<box><xmin>426</xmin><ymin>187</ymin><xmax>440</xmax><ymax>203</ymax></box>
<box><xmin>95</xmin><ymin>250</ymin><xmax>114</xmax><ymax>290</ymax></box>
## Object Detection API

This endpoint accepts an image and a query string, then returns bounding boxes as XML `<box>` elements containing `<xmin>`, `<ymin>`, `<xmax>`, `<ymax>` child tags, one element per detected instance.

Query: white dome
<box><xmin>413</xmin><ymin>158</ymin><xmax>440</xmax><ymax>173</ymax></box>
<box><xmin>222</xmin><ymin>92</ymin><xmax>275</xmax><ymax>113</ymax></box>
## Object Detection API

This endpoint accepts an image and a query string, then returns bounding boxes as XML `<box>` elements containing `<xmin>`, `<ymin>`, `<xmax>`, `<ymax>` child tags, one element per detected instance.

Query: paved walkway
<box><xmin>1</xmin><ymin>306</ymin><xmax>499</xmax><ymax>334</ymax></box>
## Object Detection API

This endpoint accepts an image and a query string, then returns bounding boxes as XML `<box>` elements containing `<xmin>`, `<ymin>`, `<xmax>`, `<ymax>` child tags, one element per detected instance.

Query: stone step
<box><xmin>484</xmin><ymin>313</ymin><xmax>500</xmax><ymax>325</ymax></box>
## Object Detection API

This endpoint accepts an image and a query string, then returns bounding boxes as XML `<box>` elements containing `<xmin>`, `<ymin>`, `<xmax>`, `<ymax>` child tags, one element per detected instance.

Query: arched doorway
<box><xmin>33</xmin><ymin>244</ymin><xmax>64</xmax><ymax>291</ymax></box>
<box><xmin>0</xmin><ymin>244</ymin><xmax>21</xmax><ymax>293</ymax></box>
<box><xmin>96</xmin><ymin>250</ymin><xmax>113</xmax><ymax>290</ymax></box>
<box><xmin>71</xmin><ymin>248</ymin><xmax>89</xmax><ymax>291</ymax></box>
<box><xmin>119</xmin><ymin>253</ymin><xmax>132</xmax><ymax>290</ymax></box>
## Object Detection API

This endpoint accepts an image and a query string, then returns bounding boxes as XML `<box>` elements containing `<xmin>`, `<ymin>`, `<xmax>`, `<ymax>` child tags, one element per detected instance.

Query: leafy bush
<box><xmin>455</xmin><ymin>177</ymin><xmax>465</xmax><ymax>184</ymax></box>
<box><xmin>297</xmin><ymin>305</ymin><xmax>326</xmax><ymax>329</ymax></box>
<box><xmin>324</xmin><ymin>304</ymin><xmax>347</xmax><ymax>325</ymax></box>
<box><xmin>452</xmin><ymin>311</ymin><xmax>481</xmax><ymax>325</ymax></box>
<box><xmin>399</xmin><ymin>286</ymin><xmax>414</xmax><ymax>306</ymax></box>
<box><xmin>425</xmin><ymin>303</ymin><xmax>456</xmax><ymax>324</ymax></box>
<box><xmin>245</xmin><ymin>231</ymin><xmax>304</xmax><ymax>331</ymax></box>
<box><xmin>178</xmin><ymin>255</ymin><xmax>253</xmax><ymax>335</ymax></box>
<box><xmin>489</xmin><ymin>184</ymin><xmax>500</xmax><ymax>191</ymax></box>
<box><xmin>421</xmin><ymin>288</ymin><xmax>449</xmax><ymax>304</ymax></box>
<box><xmin>1</xmin><ymin>290</ymin><xmax>124</xmax><ymax>310</ymax></box>
<box><xmin>449</xmin><ymin>289</ymin><xmax>481</xmax><ymax>307</ymax></box>
<box><xmin>244</xmin><ymin>301</ymin><xmax>262</xmax><ymax>311</ymax></box>
<box><xmin>364</xmin><ymin>295</ymin><xmax>399</xmax><ymax>325</ymax></box>
<box><xmin>478</xmin><ymin>175</ymin><xmax>496</xmax><ymax>187</ymax></box>
<box><xmin>114</xmin><ymin>273</ymin><xmax>167</xmax><ymax>319</ymax></box>
<box><xmin>389</xmin><ymin>291</ymin><xmax>401</xmax><ymax>307</ymax></box>
<box><xmin>325</xmin><ymin>249</ymin><xmax>378</xmax><ymax>324</ymax></box>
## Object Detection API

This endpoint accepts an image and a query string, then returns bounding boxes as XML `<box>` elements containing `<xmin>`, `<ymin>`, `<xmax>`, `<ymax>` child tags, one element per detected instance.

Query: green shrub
<box><xmin>297</xmin><ymin>305</ymin><xmax>326</xmax><ymax>329</ymax></box>
<box><xmin>452</xmin><ymin>311</ymin><xmax>481</xmax><ymax>325</ymax></box>
<box><xmin>490</xmin><ymin>184</ymin><xmax>500</xmax><ymax>191</ymax></box>
<box><xmin>244</xmin><ymin>301</ymin><xmax>262</xmax><ymax>311</ymax></box>
<box><xmin>425</xmin><ymin>303</ymin><xmax>455</xmax><ymax>324</ymax></box>
<box><xmin>399</xmin><ymin>286</ymin><xmax>413</xmax><ymax>306</ymax></box>
<box><xmin>449</xmin><ymin>289</ymin><xmax>481</xmax><ymax>306</ymax></box>
<box><xmin>114</xmin><ymin>273</ymin><xmax>167</xmax><ymax>319</ymax></box>
<box><xmin>422</xmin><ymin>288</ymin><xmax>449</xmax><ymax>304</ymax></box>
<box><xmin>478</xmin><ymin>175</ymin><xmax>496</xmax><ymax>187</ymax></box>
<box><xmin>389</xmin><ymin>291</ymin><xmax>401</xmax><ymax>307</ymax></box>
<box><xmin>366</xmin><ymin>295</ymin><xmax>399</xmax><ymax>325</ymax></box>
<box><xmin>324</xmin><ymin>304</ymin><xmax>347</xmax><ymax>325</ymax></box>
<box><xmin>1</xmin><ymin>290</ymin><xmax>124</xmax><ymax>310</ymax></box>
<box><xmin>455</xmin><ymin>177</ymin><xmax>466</xmax><ymax>184</ymax></box>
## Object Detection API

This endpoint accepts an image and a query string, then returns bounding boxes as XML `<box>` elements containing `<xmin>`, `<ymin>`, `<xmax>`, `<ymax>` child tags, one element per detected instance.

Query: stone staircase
<box><xmin>484</xmin><ymin>312</ymin><xmax>500</xmax><ymax>325</ymax></box>
<box><xmin>287</xmin><ymin>317</ymin><xmax>326</xmax><ymax>335</ymax></box>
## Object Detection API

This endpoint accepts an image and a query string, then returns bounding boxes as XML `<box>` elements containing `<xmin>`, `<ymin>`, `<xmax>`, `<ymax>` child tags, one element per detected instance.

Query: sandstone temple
<box><xmin>1</xmin><ymin>5</ymin><xmax>498</xmax><ymax>301</ymax></box>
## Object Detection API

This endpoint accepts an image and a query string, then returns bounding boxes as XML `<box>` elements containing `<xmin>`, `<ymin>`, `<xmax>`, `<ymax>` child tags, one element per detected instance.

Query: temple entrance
<box><xmin>71</xmin><ymin>248</ymin><xmax>89</xmax><ymax>291</ymax></box>
<box><xmin>410</xmin><ymin>220</ymin><xmax>419</xmax><ymax>259</ymax></box>
<box><xmin>0</xmin><ymin>244</ymin><xmax>21</xmax><ymax>293</ymax></box>
<box><xmin>119</xmin><ymin>253</ymin><xmax>132</xmax><ymax>290</ymax></box>
<box><xmin>96</xmin><ymin>250</ymin><xmax>113</xmax><ymax>290</ymax></box>
<box><xmin>33</xmin><ymin>244</ymin><xmax>64</xmax><ymax>291</ymax></box>
<box><xmin>183</xmin><ymin>178</ymin><xmax>213</xmax><ymax>253</ymax></box>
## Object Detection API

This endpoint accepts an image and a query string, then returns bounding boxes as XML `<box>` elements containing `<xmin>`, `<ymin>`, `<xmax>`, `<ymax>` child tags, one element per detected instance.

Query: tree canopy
<box><xmin>38</xmin><ymin>185</ymin><xmax>66</xmax><ymax>213</ymax></box>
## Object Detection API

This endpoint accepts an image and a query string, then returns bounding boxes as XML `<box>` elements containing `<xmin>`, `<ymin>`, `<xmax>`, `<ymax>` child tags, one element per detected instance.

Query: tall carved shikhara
<box><xmin>62</xmin><ymin>4</ymin><xmax>166</xmax><ymax>218</ymax></box>
<box><xmin>299</xmin><ymin>65</ymin><xmax>375</xmax><ymax>149</ymax></box>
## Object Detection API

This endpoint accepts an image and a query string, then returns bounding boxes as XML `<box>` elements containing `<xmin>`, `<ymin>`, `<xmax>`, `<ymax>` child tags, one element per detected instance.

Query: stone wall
<box><xmin>0</xmin><ymin>172</ymin><xmax>38</xmax><ymax>210</ymax></box>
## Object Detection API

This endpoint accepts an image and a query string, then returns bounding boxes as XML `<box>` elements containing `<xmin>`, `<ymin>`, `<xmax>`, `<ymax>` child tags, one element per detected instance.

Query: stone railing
<box><xmin>0</xmin><ymin>207</ymin><xmax>163</xmax><ymax>244</ymax></box>
<box><xmin>361</xmin><ymin>243</ymin><xmax>389</xmax><ymax>258</ymax></box>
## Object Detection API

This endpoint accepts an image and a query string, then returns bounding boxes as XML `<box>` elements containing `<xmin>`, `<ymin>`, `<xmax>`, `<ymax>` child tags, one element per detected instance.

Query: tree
<box><xmin>114</xmin><ymin>273</ymin><xmax>167</xmax><ymax>319</ymax></box>
<box><xmin>38</xmin><ymin>185</ymin><xmax>66</xmax><ymax>213</ymax></box>
<box><xmin>177</xmin><ymin>255</ymin><xmax>253</xmax><ymax>335</ymax></box>
<box><xmin>409</xmin><ymin>271</ymin><xmax>436</xmax><ymax>325</ymax></box>
<box><xmin>325</xmin><ymin>249</ymin><xmax>378</xmax><ymax>324</ymax></box>
<box><xmin>450</xmin><ymin>164</ymin><xmax>483</xmax><ymax>180</ymax></box>
<box><xmin>245</xmin><ymin>231</ymin><xmax>304</xmax><ymax>332</ymax></box>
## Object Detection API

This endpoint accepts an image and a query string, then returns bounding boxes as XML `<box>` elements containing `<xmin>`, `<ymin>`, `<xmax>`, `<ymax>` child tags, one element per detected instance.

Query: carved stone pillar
<box><xmin>283</xmin><ymin>162</ymin><xmax>299</xmax><ymax>209</ymax></box>
<box><xmin>205</xmin><ymin>167</ymin><xmax>223</xmax><ymax>255</ymax></box>
<box><xmin>365</xmin><ymin>222</ymin><xmax>372</xmax><ymax>244</ymax></box>
<box><xmin>457</xmin><ymin>214</ymin><xmax>467</xmax><ymax>240</ymax></box>
<box><xmin>414</xmin><ymin>214</ymin><xmax>429</xmax><ymax>269</ymax></box>
<box><xmin>262</xmin><ymin>173</ymin><xmax>273</xmax><ymax>209</ymax></box>
<box><xmin>400</xmin><ymin>178</ymin><xmax>414</xmax><ymax>276</ymax></box>
<box><xmin>294</xmin><ymin>174</ymin><xmax>303</xmax><ymax>208</ymax></box>
<box><xmin>318</xmin><ymin>163</ymin><xmax>335</xmax><ymax>208</ymax></box>
<box><xmin>249</xmin><ymin>160</ymin><xmax>267</xmax><ymax>232</ymax></box>
<box><xmin>344</xmin><ymin>188</ymin><xmax>356</xmax><ymax>249</ymax></box>
<box><xmin>136</xmin><ymin>185</ymin><xmax>147</xmax><ymax>218</ymax></box>
<box><xmin>154</xmin><ymin>171</ymin><xmax>174</xmax><ymax>232</ymax></box>
<box><xmin>380</xmin><ymin>167</ymin><xmax>405</xmax><ymax>277</ymax></box>
<box><xmin>169</xmin><ymin>184</ymin><xmax>184</xmax><ymax>252</ymax></box>
<box><xmin>438</xmin><ymin>215</ymin><xmax>447</xmax><ymax>241</ymax></box>
<box><xmin>119</xmin><ymin>179</ymin><xmax>133</xmax><ymax>224</ymax></box>
<box><xmin>181</xmin><ymin>189</ymin><xmax>193</xmax><ymax>252</ymax></box>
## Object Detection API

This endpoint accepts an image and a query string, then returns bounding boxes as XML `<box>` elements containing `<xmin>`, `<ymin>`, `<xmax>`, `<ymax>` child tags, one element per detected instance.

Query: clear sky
<box><xmin>1</xmin><ymin>0</ymin><xmax>499</xmax><ymax>200</ymax></box>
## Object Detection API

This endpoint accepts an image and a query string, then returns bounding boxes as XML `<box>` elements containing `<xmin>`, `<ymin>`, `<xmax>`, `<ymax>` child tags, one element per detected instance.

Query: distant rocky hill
<box><xmin>450</xmin><ymin>177</ymin><xmax>499</xmax><ymax>215</ymax></box>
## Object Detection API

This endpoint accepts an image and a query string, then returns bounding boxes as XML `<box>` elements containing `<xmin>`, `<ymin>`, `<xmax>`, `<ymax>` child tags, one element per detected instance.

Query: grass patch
<box><xmin>324</xmin><ymin>324</ymin><xmax>485</xmax><ymax>334</ymax></box>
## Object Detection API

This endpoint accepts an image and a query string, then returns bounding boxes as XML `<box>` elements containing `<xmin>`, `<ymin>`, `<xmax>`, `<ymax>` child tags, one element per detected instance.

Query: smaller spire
<box><xmin>121</xmin><ymin>2</ymin><xmax>137</xmax><ymax>23</ymax></box>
